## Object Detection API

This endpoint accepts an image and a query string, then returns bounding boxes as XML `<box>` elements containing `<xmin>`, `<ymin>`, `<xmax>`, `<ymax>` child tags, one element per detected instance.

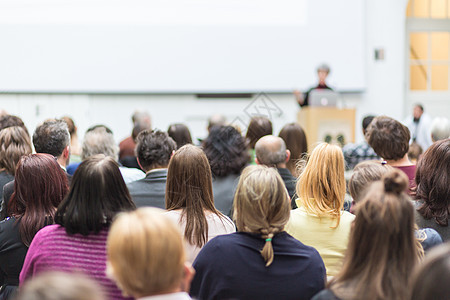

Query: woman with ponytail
<box><xmin>312</xmin><ymin>169</ymin><xmax>423</xmax><ymax>300</ymax></box>
<box><xmin>190</xmin><ymin>165</ymin><xmax>325</xmax><ymax>300</ymax></box>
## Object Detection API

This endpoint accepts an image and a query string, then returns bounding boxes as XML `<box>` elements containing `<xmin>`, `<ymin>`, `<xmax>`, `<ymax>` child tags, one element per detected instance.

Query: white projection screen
<box><xmin>0</xmin><ymin>0</ymin><xmax>365</xmax><ymax>93</ymax></box>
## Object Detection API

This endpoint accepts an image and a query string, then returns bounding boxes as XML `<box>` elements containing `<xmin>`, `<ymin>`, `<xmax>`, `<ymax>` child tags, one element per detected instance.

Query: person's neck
<box><xmin>276</xmin><ymin>162</ymin><xmax>287</xmax><ymax>169</ymax></box>
<box><xmin>386</xmin><ymin>155</ymin><xmax>413</xmax><ymax>167</ymax></box>
<box><xmin>145</xmin><ymin>165</ymin><xmax>168</xmax><ymax>174</ymax></box>
<box><xmin>57</xmin><ymin>157</ymin><xmax>67</xmax><ymax>169</ymax></box>
<box><xmin>137</xmin><ymin>286</ymin><xmax>182</xmax><ymax>299</ymax></box>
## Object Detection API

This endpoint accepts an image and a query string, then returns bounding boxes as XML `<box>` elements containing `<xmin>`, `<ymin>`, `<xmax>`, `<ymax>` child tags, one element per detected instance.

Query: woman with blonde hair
<box><xmin>312</xmin><ymin>170</ymin><xmax>423</xmax><ymax>300</ymax></box>
<box><xmin>165</xmin><ymin>144</ymin><xmax>235</xmax><ymax>263</ymax></box>
<box><xmin>286</xmin><ymin>142</ymin><xmax>355</xmax><ymax>277</ymax></box>
<box><xmin>190</xmin><ymin>165</ymin><xmax>325</xmax><ymax>300</ymax></box>
<box><xmin>107</xmin><ymin>208</ymin><xmax>194</xmax><ymax>299</ymax></box>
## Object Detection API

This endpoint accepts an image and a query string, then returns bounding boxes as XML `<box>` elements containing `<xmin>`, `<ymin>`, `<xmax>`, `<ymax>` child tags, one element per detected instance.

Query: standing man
<box><xmin>403</xmin><ymin>104</ymin><xmax>433</xmax><ymax>151</ymax></box>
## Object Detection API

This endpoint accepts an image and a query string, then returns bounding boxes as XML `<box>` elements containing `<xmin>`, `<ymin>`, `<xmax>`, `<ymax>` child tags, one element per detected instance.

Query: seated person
<box><xmin>190</xmin><ymin>165</ymin><xmax>325</xmax><ymax>300</ymax></box>
<box><xmin>107</xmin><ymin>208</ymin><xmax>194</xmax><ymax>300</ymax></box>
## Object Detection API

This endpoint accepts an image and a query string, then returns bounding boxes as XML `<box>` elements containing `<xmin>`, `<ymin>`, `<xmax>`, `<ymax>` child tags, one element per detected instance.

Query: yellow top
<box><xmin>286</xmin><ymin>199</ymin><xmax>355</xmax><ymax>277</ymax></box>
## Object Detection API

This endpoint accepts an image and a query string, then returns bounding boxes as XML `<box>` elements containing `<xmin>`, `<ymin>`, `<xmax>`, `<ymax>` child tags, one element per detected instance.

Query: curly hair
<box><xmin>33</xmin><ymin>119</ymin><xmax>70</xmax><ymax>157</ymax></box>
<box><xmin>135</xmin><ymin>130</ymin><xmax>177</xmax><ymax>171</ymax></box>
<box><xmin>203</xmin><ymin>126</ymin><xmax>249</xmax><ymax>178</ymax></box>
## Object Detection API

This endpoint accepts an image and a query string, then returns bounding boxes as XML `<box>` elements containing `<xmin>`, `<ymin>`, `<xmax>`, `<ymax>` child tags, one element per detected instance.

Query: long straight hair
<box><xmin>55</xmin><ymin>155</ymin><xmax>135</xmax><ymax>235</ymax></box>
<box><xmin>166</xmin><ymin>144</ymin><xmax>222</xmax><ymax>248</ymax></box>
<box><xmin>8</xmin><ymin>154</ymin><xmax>69</xmax><ymax>246</ymax></box>
<box><xmin>330</xmin><ymin>170</ymin><xmax>422</xmax><ymax>300</ymax></box>
<box><xmin>279</xmin><ymin>123</ymin><xmax>308</xmax><ymax>177</ymax></box>
<box><xmin>296</xmin><ymin>143</ymin><xmax>345</xmax><ymax>227</ymax></box>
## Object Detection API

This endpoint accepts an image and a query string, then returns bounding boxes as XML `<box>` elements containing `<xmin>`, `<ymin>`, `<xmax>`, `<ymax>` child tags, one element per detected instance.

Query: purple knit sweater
<box><xmin>19</xmin><ymin>224</ymin><xmax>131</xmax><ymax>300</ymax></box>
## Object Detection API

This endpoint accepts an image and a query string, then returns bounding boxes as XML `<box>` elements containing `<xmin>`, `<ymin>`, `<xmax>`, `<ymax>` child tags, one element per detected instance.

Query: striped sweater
<box><xmin>19</xmin><ymin>224</ymin><xmax>131</xmax><ymax>300</ymax></box>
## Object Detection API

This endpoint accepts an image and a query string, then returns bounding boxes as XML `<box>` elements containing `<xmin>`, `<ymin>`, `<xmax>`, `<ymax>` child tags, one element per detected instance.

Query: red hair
<box><xmin>8</xmin><ymin>153</ymin><xmax>69</xmax><ymax>246</ymax></box>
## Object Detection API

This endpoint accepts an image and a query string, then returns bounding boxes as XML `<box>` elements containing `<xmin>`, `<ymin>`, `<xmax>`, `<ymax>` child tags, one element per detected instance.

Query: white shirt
<box><xmin>403</xmin><ymin>113</ymin><xmax>433</xmax><ymax>151</ymax></box>
<box><xmin>139</xmin><ymin>292</ymin><xmax>191</xmax><ymax>300</ymax></box>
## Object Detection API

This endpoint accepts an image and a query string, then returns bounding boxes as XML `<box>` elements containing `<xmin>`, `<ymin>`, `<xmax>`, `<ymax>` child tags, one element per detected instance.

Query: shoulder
<box><xmin>312</xmin><ymin>289</ymin><xmax>341</xmax><ymax>300</ymax></box>
<box><xmin>340</xmin><ymin>211</ymin><xmax>356</xmax><ymax>222</ymax></box>
<box><xmin>32</xmin><ymin>224</ymin><xmax>64</xmax><ymax>241</ymax></box>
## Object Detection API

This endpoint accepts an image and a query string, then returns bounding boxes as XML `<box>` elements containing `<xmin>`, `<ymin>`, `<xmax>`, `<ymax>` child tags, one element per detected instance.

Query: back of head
<box><xmin>0</xmin><ymin>126</ymin><xmax>33</xmax><ymax>175</ymax></box>
<box><xmin>430</xmin><ymin>117</ymin><xmax>450</xmax><ymax>142</ymax></box>
<box><xmin>246</xmin><ymin>116</ymin><xmax>273</xmax><ymax>149</ymax></box>
<box><xmin>366</xmin><ymin>116</ymin><xmax>410</xmax><ymax>160</ymax></box>
<box><xmin>8</xmin><ymin>153</ymin><xmax>69</xmax><ymax>246</ymax></box>
<box><xmin>17</xmin><ymin>272</ymin><xmax>104</xmax><ymax>300</ymax></box>
<box><xmin>0</xmin><ymin>114</ymin><xmax>27</xmax><ymax>132</ymax></box>
<box><xmin>234</xmin><ymin>165</ymin><xmax>290</xmax><ymax>266</ymax></box>
<box><xmin>203</xmin><ymin>125</ymin><xmax>249</xmax><ymax>177</ymax></box>
<box><xmin>135</xmin><ymin>129</ymin><xmax>176</xmax><ymax>171</ymax></box>
<box><xmin>107</xmin><ymin>208</ymin><xmax>185</xmax><ymax>298</ymax></box>
<box><xmin>81</xmin><ymin>126</ymin><xmax>118</xmax><ymax>161</ymax></box>
<box><xmin>332</xmin><ymin>169</ymin><xmax>419</xmax><ymax>300</ymax></box>
<box><xmin>207</xmin><ymin>114</ymin><xmax>226</xmax><ymax>131</ymax></box>
<box><xmin>415</xmin><ymin>138</ymin><xmax>450</xmax><ymax>226</ymax></box>
<box><xmin>279</xmin><ymin>123</ymin><xmax>308</xmax><ymax>177</ymax></box>
<box><xmin>131</xmin><ymin>111</ymin><xmax>152</xmax><ymax>128</ymax></box>
<box><xmin>255</xmin><ymin>135</ymin><xmax>287</xmax><ymax>166</ymax></box>
<box><xmin>408</xmin><ymin>142</ymin><xmax>423</xmax><ymax>162</ymax></box>
<box><xmin>168</xmin><ymin>123</ymin><xmax>193</xmax><ymax>149</ymax></box>
<box><xmin>33</xmin><ymin>119</ymin><xmax>70</xmax><ymax>157</ymax></box>
<box><xmin>55</xmin><ymin>155</ymin><xmax>135</xmax><ymax>235</ymax></box>
<box><xmin>348</xmin><ymin>160</ymin><xmax>393</xmax><ymax>203</ymax></box>
<box><xmin>166</xmin><ymin>144</ymin><xmax>217</xmax><ymax>247</ymax></box>
<box><xmin>362</xmin><ymin>115</ymin><xmax>375</xmax><ymax>133</ymax></box>
<box><xmin>61</xmin><ymin>116</ymin><xmax>76</xmax><ymax>136</ymax></box>
<box><xmin>131</xmin><ymin>122</ymin><xmax>151</xmax><ymax>141</ymax></box>
<box><xmin>409</xmin><ymin>243</ymin><xmax>450</xmax><ymax>300</ymax></box>
<box><xmin>296</xmin><ymin>143</ymin><xmax>345</xmax><ymax>225</ymax></box>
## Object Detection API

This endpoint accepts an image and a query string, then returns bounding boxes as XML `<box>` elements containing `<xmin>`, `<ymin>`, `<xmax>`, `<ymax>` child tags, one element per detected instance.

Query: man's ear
<box><xmin>180</xmin><ymin>262</ymin><xmax>195</xmax><ymax>293</ymax></box>
<box><xmin>170</xmin><ymin>150</ymin><xmax>175</xmax><ymax>159</ymax></box>
<box><xmin>63</xmin><ymin>146</ymin><xmax>70</xmax><ymax>158</ymax></box>
<box><xmin>137</xmin><ymin>157</ymin><xmax>144</xmax><ymax>171</ymax></box>
<box><xmin>255</xmin><ymin>157</ymin><xmax>260</xmax><ymax>165</ymax></box>
<box><xmin>285</xmin><ymin>150</ymin><xmax>291</xmax><ymax>163</ymax></box>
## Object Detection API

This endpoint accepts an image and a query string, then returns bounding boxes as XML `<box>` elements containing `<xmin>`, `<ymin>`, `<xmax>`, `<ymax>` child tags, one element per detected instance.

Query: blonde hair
<box><xmin>296</xmin><ymin>143</ymin><xmax>345</xmax><ymax>227</ymax></box>
<box><xmin>107</xmin><ymin>208</ymin><xmax>185</xmax><ymax>298</ymax></box>
<box><xmin>348</xmin><ymin>160</ymin><xmax>393</xmax><ymax>203</ymax></box>
<box><xmin>233</xmin><ymin>165</ymin><xmax>290</xmax><ymax>266</ymax></box>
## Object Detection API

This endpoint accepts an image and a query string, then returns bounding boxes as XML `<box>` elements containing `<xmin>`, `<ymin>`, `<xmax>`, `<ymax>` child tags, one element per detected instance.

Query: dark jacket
<box><xmin>127</xmin><ymin>169</ymin><xmax>167</xmax><ymax>209</ymax></box>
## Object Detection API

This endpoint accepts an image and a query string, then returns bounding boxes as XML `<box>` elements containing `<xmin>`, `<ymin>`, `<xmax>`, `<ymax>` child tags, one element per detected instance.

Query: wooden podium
<box><xmin>297</xmin><ymin>107</ymin><xmax>356</xmax><ymax>151</ymax></box>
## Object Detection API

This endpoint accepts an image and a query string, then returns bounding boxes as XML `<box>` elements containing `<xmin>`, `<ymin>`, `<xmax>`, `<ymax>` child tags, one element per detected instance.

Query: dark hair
<box><xmin>33</xmin><ymin>119</ymin><xmax>70</xmax><ymax>157</ymax></box>
<box><xmin>409</xmin><ymin>243</ymin><xmax>450</xmax><ymax>300</ymax></box>
<box><xmin>416</xmin><ymin>138</ymin><xmax>450</xmax><ymax>226</ymax></box>
<box><xmin>330</xmin><ymin>169</ymin><xmax>421</xmax><ymax>300</ymax></box>
<box><xmin>135</xmin><ymin>130</ymin><xmax>176</xmax><ymax>171</ymax></box>
<box><xmin>415</xmin><ymin>103</ymin><xmax>424</xmax><ymax>113</ymax></box>
<box><xmin>366</xmin><ymin>116</ymin><xmax>410</xmax><ymax>160</ymax></box>
<box><xmin>8</xmin><ymin>154</ymin><xmax>69</xmax><ymax>246</ymax></box>
<box><xmin>132</xmin><ymin>122</ymin><xmax>151</xmax><ymax>142</ymax></box>
<box><xmin>362</xmin><ymin>115</ymin><xmax>375</xmax><ymax>132</ymax></box>
<box><xmin>279</xmin><ymin>123</ymin><xmax>308</xmax><ymax>177</ymax></box>
<box><xmin>0</xmin><ymin>126</ymin><xmax>33</xmax><ymax>175</ymax></box>
<box><xmin>168</xmin><ymin>123</ymin><xmax>193</xmax><ymax>149</ymax></box>
<box><xmin>166</xmin><ymin>145</ymin><xmax>223</xmax><ymax>247</ymax></box>
<box><xmin>245</xmin><ymin>117</ymin><xmax>272</xmax><ymax>149</ymax></box>
<box><xmin>408</xmin><ymin>142</ymin><xmax>423</xmax><ymax>162</ymax></box>
<box><xmin>203</xmin><ymin>125</ymin><xmax>249</xmax><ymax>177</ymax></box>
<box><xmin>55</xmin><ymin>155</ymin><xmax>135</xmax><ymax>235</ymax></box>
<box><xmin>0</xmin><ymin>114</ymin><xmax>27</xmax><ymax>132</ymax></box>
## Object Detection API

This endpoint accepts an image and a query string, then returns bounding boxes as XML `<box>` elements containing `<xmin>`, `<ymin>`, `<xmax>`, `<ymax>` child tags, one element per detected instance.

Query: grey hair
<box><xmin>81</xmin><ymin>127</ymin><xmax>119</xmax><ymax>161</ymax></box>
<box><xmin>255</xmin><ymin>136</ymin><xmax>287</xmax><ymax>166</ymax></box>
<box><xmin>431</xmin><ymin>117</ymin><xmax>450</xmax><ymax>142</ymax></box>
<box><xmin>317</xmin><ymin>63</ymin><xmax>330</xmax><ymax>74</ymax></box>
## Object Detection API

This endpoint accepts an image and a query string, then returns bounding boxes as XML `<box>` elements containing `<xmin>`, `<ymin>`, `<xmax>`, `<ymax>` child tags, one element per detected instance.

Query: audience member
<box><xmin>408</xmin><ymin>141</ymin><xmax>423</xmax><ymax>164</ymax></box>
<box><xmin>278</xmin><ymin>122</ymin><xmax>308</xmax><ymax>177</ymax></box>
<box><xmin>409</xmin><ymin>243</ymin><xmax>450</xmax><ymax>300</ymax></box>
<box><xmin>119</xmin><ymin>122</ymin><xmax>151</xmax><ymax>169</ymax></box>
<box><xmin>430</xmin><ymin>116</ymin><xmax>450</xmax><ymax>142</ymax></box>
<box><xmin>366</xmin><ymin>116</ymin><xmax>417</xmax><ymax>193</ymax></box>
<box><xmin>0</xmin><ymin>126</ymin><xmax>32</xmax><ymax>219</ymax></box>
<box><xmin>202</xmin><ymin>126</ymin><xmax>249</xmax><ymax>217</ymax></box>
<box><xmin>255</xmin><ymin>135</ymin><xmax>298</xmax><ymax>208</ymax></box>
<box><xmin>245</xmin><ymin>116</ymin><xmax>272</xmax><ymax>163</ymax></box>
<box><xmin>0</xmin><ymin>115</ymin><xmax>28</xmax><ymax>133</ymax></box>
<box><xmin>119</xmin><ymin>111</ymin><xmax>151</xmax><ymax>160</ymax></box>
<box><xmin>17</xmin><ymin>272</ymin><xmax>105</xmax><ymax>300</ymax></box>
<box><xmin>286</xmin><ymin>143</ymin><xmax>355</xmax><ymax>277</ymax></box>
<box><xmin>127</xmin><ymin>130</ymin><xmax>177</xmax><ymax>209</ymax></box>
<box><xmin>72</xmin><ymin>125</ymin><xmax>145</xmax><ymax>183</ymax></box>
<box><xmin>342</xmin><ymin>115</ymin><xmax>379</xmax><ymax>170</ymax></box>
<box><xmin>61</xmin><ymin>116</ymin><xmax>82</xmax><ymax>162</ymax></box>
<box><xmin>107</xmin><ymin>208</ymin><xmax>194</xmax><ymax>300</ymax></box>
<box><xmin>313</xmin><ymin>170</ymin><xmax>423</xmax><ymax>300</ymax></box>
<box><xmin>348</xmin><ymin>160</ymin><xmax>442</xmax><ymax>251</ymax></box>
<box><xmin>0</xmin><ymin>154</ymin><xmax>68</xmax><ymax>299</ymax></box>
<box><xmin>19</xmin><ymin>155</ymin><xmax>135</xmax><ymax>299</ymax></box>
<box><xmin>168</xmin><ymin>123</ymin><xmax>193</xmax><ymax>149</ymax></box>
<box><xmin>403</xmin><ymin>104</ymin><xmax>433</xmax><ymax>150</ymax></box>
<box><xmin>414</xmin><ymin>138</ymin><xmax>450</xmax><ymax>241</ymax></box>
<box><xmin>207</xmin><ymin>114</ymin><xmax>226</xmax><ymax>132</ymax></box>
<box><xmin>166</xmin><ymin>145</ymin><xmax>235</xmax><ymax>262</ymax></box>
<box><xmin>190</xmin><ymin>165</ymin><xmax>326</xmax><ymax>300</ymax></box>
